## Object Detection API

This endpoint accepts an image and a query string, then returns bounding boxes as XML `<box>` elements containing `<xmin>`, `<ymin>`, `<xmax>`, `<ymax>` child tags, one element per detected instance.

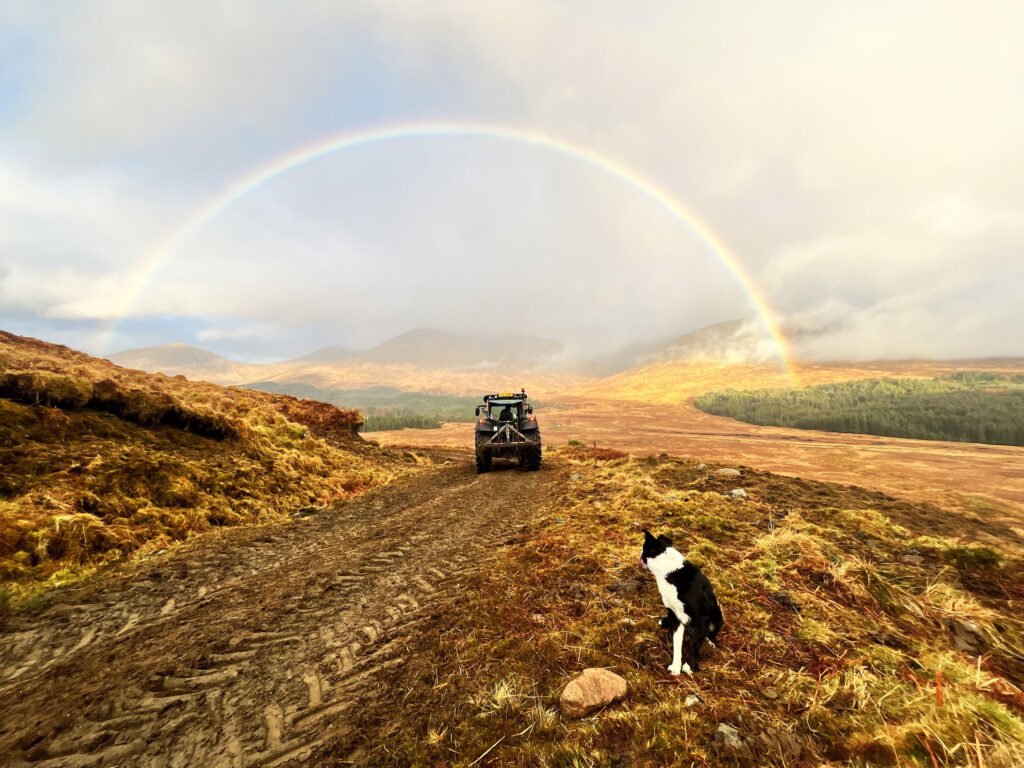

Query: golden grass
<box><xmin>377</xmin><ymin>450</ymin><xmax>1024</xmax><ymax>767</ymax></box>
<box><xmin>0</xmin><ymin>331</ymin><xmax>411</xmax><ymax>601</ymax></box>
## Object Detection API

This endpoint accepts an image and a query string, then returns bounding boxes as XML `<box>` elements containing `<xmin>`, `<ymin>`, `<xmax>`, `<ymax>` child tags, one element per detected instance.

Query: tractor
<box><xmin>473</xmin><ymin>389</ymin><xmax>541</xmax><ymax>473</ymax></box>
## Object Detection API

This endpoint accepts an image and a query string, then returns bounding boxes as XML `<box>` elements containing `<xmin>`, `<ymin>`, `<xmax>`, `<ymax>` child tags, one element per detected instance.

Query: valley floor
<box><xmin>370</xmin><ymin>398</ymin><xmax>1024</xmax><ymax>534</ymax></box>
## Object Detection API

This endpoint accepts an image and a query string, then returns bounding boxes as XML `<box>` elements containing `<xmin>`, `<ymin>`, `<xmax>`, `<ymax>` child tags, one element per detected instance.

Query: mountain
<box><xmin>580</xmin><ymin>319</ymin><xmax>768</xmax><ymax>376</ymax></box>
<box><xmin>108</xmin><ymin>343</ymin><xmax>296</xmax><ymax>385</ymax></box>
<box><xmin>352</xmin><ymin>329</ymin><xmax>562</xmax><ymax>368</ymax></box>
<box><xmin>286</xmin><ymin>344</ymin><xmax>357</xmax><ymax>365</ymax></box>
<box><xmin>108</xmin><ymin>331</ymin><xmax>577</xmax><ymax>394</ymax></box>
<box><xmin>653</xmin><ymin>319</ymin><xmax>774</xmax><ymax>362</ymax></box>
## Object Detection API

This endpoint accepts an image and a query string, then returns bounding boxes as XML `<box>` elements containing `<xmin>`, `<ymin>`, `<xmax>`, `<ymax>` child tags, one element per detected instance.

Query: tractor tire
<box><xmin>475</xmin><ymin>450</ymin><xmax>492</xmax><ymax>473</ymax></box>
<box><xmin>522</xmin><ymin>439</ymin><xmax>542</xmax><ymax>471</ymax></box>
<box><xmin>475</xmin><ymin>435</ymin><xmax>492</xmax><ymax>473</ymax></box>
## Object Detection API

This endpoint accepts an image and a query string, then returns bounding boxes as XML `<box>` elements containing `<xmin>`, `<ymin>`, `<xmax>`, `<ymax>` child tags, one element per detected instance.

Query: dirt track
<box><xmin>1</xmin><ymin>456</ymin><xmax>560</xmax><ymax>767</ymax></box>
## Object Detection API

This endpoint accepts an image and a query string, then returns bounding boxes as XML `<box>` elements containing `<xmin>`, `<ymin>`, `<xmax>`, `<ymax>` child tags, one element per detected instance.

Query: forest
<box><xmin>694</xmin><ymin>371</ymin><xmax>1024</xmax><ymax>446</ymax></box>
<box><xmin>244</xmin><ymin>383</ymin><xmax>480</xmax><ymax>431</ymax></box>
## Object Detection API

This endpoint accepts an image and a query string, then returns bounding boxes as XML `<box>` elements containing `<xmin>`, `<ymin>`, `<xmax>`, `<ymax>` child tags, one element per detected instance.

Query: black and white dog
<box><xmin>640</xmin><ymin>530</ymin><xmax>723</xmax><ymax>675</ymax></box>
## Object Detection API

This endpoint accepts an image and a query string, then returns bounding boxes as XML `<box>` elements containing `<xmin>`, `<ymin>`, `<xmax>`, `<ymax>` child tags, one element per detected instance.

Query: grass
<box><xmin>0</xmin><ymin>330</ymin><xmax>412</xmax><ymax>600</ymax></box>
<box><xmin>371</xmin><ymin>450</ymin><xmax>1024</xmax><ymax>767</ymax></box>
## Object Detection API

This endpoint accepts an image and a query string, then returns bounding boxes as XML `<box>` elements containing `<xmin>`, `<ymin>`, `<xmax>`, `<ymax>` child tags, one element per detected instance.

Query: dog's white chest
<box><xmin>655</xmin><ymin>574</ymin><xmax>688</xmax><ymax>623</ymax></box>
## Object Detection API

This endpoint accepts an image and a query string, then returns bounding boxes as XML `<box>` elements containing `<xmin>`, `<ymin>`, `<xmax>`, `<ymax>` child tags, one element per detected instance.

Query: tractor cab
<box><xmin>476</xmin><ymin>391</ymin><xmax>533</xmax><ymax>424</ymax></box>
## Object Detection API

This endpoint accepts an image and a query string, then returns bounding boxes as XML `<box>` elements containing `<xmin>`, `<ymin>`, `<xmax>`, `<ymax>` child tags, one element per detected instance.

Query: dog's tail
<box><xmin>708</xmin><ymin>598</ymin><xmax>724</xmax><ymax>641</ymax></box>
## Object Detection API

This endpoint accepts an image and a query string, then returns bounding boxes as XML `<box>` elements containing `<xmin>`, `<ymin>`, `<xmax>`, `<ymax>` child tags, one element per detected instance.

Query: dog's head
<box><xmin>640</xmin><ymin>529</ymin><xmax>673</xmax><ymax>568</ymax></box>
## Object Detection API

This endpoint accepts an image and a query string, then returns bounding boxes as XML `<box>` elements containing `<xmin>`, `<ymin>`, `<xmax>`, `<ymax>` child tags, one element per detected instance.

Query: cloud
<box><xmin>1</xmin><ymin>1</ymin><xmax>1022</xmax><ymax>361</ymax></box>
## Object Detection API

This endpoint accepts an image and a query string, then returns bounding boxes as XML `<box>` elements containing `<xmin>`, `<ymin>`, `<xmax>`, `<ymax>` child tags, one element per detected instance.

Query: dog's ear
<box><xmin>658</xmin><ymin>533</ymin><xmax>673</xmax><ymax>546</ymax></box>
<box><xmin>643</xmin><ymin>529</ymin><xmax>656</xmax><ymax>543</ymax></box>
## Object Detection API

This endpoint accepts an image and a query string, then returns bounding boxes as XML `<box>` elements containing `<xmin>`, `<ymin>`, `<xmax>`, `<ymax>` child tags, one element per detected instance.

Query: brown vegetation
<box><xmin>374</xmin><ymin>450</ymin><xmax>1024</xmax><ymax>766</ymax></box>
<box><xmin>0</xmin><ymin>331</ymin><xmax>408</xmax><ymax>596</ymax></box>
<box><xmin>371</xmin><ymin>360</ymin><xmax>1024</xmax><ymax>522</ymax></box>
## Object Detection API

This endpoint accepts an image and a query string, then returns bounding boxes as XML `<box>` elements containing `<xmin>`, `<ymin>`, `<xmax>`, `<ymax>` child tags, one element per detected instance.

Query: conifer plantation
<box><xmin>695</xmin><ymin>373</ymin><xmax>1024</xmax><ymax>446</ymax></box>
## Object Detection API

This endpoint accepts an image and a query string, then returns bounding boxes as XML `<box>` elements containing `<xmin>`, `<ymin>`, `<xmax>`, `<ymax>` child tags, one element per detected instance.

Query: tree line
<box><xmin>694</xmin><ymin>372</ymin><xmax>1024</xmax><ymax>447</ymax></box>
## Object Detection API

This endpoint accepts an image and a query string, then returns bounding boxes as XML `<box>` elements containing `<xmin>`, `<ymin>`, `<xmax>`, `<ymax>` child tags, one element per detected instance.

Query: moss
<box><xmin>943</xmin><ymin>544</ymin><xmax>1002</xmax><ymax>569</ymax></box>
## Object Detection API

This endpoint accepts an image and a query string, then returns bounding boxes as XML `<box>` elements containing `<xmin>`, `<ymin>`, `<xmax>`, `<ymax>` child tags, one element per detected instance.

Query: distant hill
<box><xmin>107</xmin><ymin>343</ymin><xmax>295</xmax><ymax>385</ymax></box>
<box><xmin>285</xmin><ymin>344</ymin><xmax>357</xmax><ymax>365</ymax></box>
<box><xmin>581</xmin><ymin>319</ymin><xmax>771</xmax><ymax>376</ymax></box>
<box><xmin>656</xmin><ymin>319</ymin><xmax>769</xmax><ymax>361</ymax></box>
<box><xmin>109</xmin><ymin>330</ymin><xmax>566</xmax><ymax>388</ymax></box>
<box><xmin>352</xmin><ymin>329</ymin><xmax>562</xmax><ymax>368</ymax></box>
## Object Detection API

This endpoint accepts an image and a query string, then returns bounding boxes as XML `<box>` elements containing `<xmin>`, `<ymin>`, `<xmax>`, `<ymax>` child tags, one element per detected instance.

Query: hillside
<box><xmin>0</xmin><ymin>331</ymin><xmax>409</xmax><ymax>597</ymax></box>
<box><xmin>582</xmin><ymin>358</ymin><xmax>1024</xmax><ymax>404</ymax></box>
<box><xmin>368</xmin><ymin>450</ymin><xmax>1024</xmax><ymax>766</ymax></box>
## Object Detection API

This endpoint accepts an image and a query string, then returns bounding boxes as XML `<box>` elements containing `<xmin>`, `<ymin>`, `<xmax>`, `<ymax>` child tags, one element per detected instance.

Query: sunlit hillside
<box><xmin>0</xmin><ymin>331</ymin><xmax>409</xmax><ymax>595</ymax></box>
<box><xmin>264</xmin><ymin>360</ymin><xmax>590</xmax><ymax>398</ymax></box>
<box><xmin>581</xmin><ymin>359</ymin><xmax>1024</xmax><ymax>404</ymax></box>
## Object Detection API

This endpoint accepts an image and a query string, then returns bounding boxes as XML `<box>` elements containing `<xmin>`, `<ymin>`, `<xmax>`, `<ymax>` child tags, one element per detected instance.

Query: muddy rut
<box><xmin>1</xmin><ymin>457</ymin><xmax>560</xmax><ymax>767</ymax></box>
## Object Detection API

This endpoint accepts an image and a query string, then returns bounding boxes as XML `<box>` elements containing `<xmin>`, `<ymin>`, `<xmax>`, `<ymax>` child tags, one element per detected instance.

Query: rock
<box><xmin>762</xmin><ymin>686</ymin><xmax>779</xmax><ymax>700</ymax></box>
<box><xmin>713</xmin><ymin>723</ymin><xmax>747</xmax><ymax>755</ymax></box>
<box><xmin>570</xmin><ymin>473</ymin><xmax>582</xmax><ymax>481</ymax></box>
<box><xmin>728</xmin><ymin>488</ymin><xmax>748</xmax><ymax>500</ymax></box>
<box><xmin>752</xmin><ymin>730</ymin><xmax>801</xmax><ymax>761</ymax></box>
<box><xmin>900</xmin><ymin>554</ymin><xmax>924</xmax><ymax>565</ymax></box>
<box><xmin>559</xmin><ymin>668</ymin><xmax>628</xmax><ymax>719</ymax></box>
<box><xmin>715</xmin><ymin>468</ymin><xmax>741</xmax><ymax>477</ymax></box>
<box><xmin>606</xmin><ymin>574</ymin><xmax>644</xmax><ymax>597</ymax></box>
<box><xmin>944</xmin><ymin>617</ymin><xmax>988</xmax><ymax>654</ymax></box>
<box><xmin>696</xmin><ymin>463</ymin><xmax>708</xmax><ymax>470</ymax></box>
<box><xmin>769</xmin><ymin>592</ymin><xmax>802</xmax><ymax>614</ymax></box>
<box><xmin>291</xmin><ymin>506</ymin><xmax>323</xmax><ymax>519</ymax></box>
<box><xmin>684</xmin><ymin>694</ymin><xmax>702</xmax><ymax>707</ymax></box>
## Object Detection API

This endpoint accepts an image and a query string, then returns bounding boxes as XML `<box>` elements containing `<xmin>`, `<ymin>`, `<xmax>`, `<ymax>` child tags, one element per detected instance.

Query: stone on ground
<box><xmin>715</xmin><ymin>468</ymin><xmax>741</xmax><ymax>477</ymax></box>
<box><xmin>559</xmin><ymin>668</ymin><xmax>628</xmax><ymax>718</ymax></box>
<box><xmin>713</xmin><ymin>723</ymin><xmax>748</xmax><ymax>755</ymax></box>
<box><xmin>944</xmin><ymin>617</ymin><xmax>988</xmax><ymax>654</ymax></box>
<box><xmin>729</xmin><ymin>488</ymin><xmax>748</xmax><ymax>500</ymax></box>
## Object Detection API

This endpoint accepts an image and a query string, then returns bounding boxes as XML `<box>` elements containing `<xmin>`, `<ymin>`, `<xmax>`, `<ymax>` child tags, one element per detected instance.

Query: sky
<box><xmin>1</xmin><ymin>1</ymin><xmax>1022</xmax><ymax>363</ymax></box>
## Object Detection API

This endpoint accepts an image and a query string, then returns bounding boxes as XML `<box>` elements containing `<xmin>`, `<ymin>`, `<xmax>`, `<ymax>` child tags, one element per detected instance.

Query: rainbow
<box><xmin>99</xmin><ymin>120</ymin><xmax>795</xmax><ymax>381</ymax></box>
